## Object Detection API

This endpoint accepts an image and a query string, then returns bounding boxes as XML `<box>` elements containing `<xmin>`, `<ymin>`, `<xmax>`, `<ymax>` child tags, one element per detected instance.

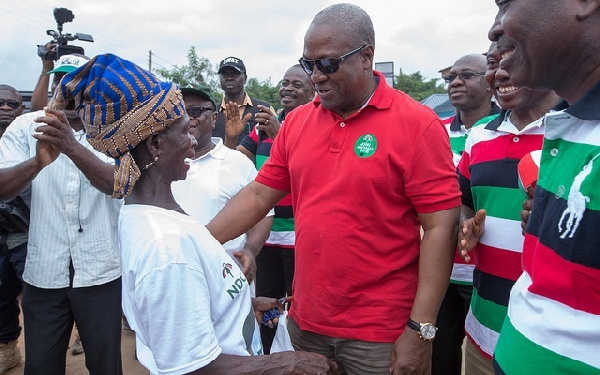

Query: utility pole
<box><xmin>149</xmin><ymin>50</ymin><xmax>152</xmax><ymax>72</ymax></box>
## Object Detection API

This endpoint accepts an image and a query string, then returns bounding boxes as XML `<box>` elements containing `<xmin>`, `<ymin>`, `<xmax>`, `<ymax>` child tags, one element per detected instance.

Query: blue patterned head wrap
<box><xmin>49</xmin><ymin>53</ymin><xmax>185</xmax><ymax>198</ymax></box>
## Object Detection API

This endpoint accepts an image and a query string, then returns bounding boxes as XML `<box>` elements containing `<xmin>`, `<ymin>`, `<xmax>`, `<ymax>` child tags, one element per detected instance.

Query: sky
<box><xmin>1</xmin><ymin>0</ymin><xmax>499</xmax><ymax>92</ymax></box>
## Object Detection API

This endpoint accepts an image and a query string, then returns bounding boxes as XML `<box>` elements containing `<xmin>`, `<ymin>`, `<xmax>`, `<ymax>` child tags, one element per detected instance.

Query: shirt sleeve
<box><xmin>240</xmin><ymin>126</ymin><xmax>259</xmax><ymax>156</ymax></box>
<box><xmin>405</xmin><ymin>118</ymin><xmax>462</xmax><ymax>213</ymax></box>
<box><xmin>457</xmin><ymin>132</ymin><xmax>474</xmax><ymax>209</ymax></box>
<box><xmin>255</xmin><ymin>118</ymin><xmax>291</xmax><ymax>193</ymax></box>
<box><xmin>0</xmin><ymin>113</ymin><xmax>33</xmax><ymax>168</ymax></box>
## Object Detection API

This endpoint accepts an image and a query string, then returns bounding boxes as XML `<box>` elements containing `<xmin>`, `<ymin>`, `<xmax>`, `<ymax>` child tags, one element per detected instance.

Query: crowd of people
<box><xmin>0</xmin><ymin>1</ymin><xmax>598</xmax><ymax>375</ymax></box>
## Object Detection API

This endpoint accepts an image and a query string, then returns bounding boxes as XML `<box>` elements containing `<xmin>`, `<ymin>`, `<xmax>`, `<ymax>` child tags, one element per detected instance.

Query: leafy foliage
<box><xmin>245</xmin><ymin>77</ymin><xmax>281</xmax><ymax>111</ymax></box>
<box><xmin>154</xmin><ymin>46</ymin><xmax>219</xmax><ymax>94</ymax></box>
<box><xmin>394</xmin><ymin>69</ymin><xmax>447</xmax><ymax>102</ymax></box>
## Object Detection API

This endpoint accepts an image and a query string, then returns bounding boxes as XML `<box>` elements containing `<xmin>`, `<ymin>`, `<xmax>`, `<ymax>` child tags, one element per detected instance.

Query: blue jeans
<box><xmin>0</xmin><ymin>240</ymin><xmax>27</xmax><ymax>343</ymax></box>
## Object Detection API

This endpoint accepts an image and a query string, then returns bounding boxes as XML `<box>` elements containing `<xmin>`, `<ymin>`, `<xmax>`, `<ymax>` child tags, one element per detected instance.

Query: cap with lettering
<box><xmin>47</xmin><ymin>54</ymin><xmax>90</xmax><ymax>75</ymax></box>
<box><xmin>218</xmin><ymin>57</ymin><xmax>246</xmax><ymax>74</ymax></box>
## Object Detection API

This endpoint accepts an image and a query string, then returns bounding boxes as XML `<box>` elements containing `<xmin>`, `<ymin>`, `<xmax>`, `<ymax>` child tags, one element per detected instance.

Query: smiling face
<box><xmin>278</xmin><ymin>65</ymin><xmax>314</xmax><ymax>114</ymax></box>
<box><xmin>302</xmin><ymin>21</ymin><xmax>374</xmax><ymax>118</ymax></box>
<box><xmin>486</xmin><ymin>40</ymin><xmax>529</xmax><ymax>110</ymax></box>
<box><xmin>182</xmin><ymin>93</ymin><xmax>216</xmax><ymax>154</ymax></box>
<box><xmin>489</xmin><ymin>0</ymin><xmax>573</xmax><ymax>92</ymax></box>
<box><xmin>486</xmin><ymin>41</ymin><xmax>558</xmax><ymax>114</ymax></box>
<box><xmin>156</xmin><ymin>114</ymin><xmax>197</xmax><ymax>182</ymax></box>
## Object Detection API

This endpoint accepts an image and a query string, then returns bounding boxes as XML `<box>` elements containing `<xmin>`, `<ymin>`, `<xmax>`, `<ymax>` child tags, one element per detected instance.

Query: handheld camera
<box><xmin>37</xmin><ymin>7</ymin><xmax>94</xmax><ymax>60</ymax></box>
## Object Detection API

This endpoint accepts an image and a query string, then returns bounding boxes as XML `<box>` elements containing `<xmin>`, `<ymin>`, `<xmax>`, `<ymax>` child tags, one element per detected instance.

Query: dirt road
<box><xmin>6</xmin><ymin>326</ymin><xmax>149</xmax><ymax>375</ymax></box>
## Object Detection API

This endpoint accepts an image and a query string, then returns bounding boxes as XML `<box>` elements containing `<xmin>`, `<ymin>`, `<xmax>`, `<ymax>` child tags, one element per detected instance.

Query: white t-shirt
<box><xmin>119</xmin><ymin>204</ymin><xmax>258</xmax><ymax>375</ymax></box>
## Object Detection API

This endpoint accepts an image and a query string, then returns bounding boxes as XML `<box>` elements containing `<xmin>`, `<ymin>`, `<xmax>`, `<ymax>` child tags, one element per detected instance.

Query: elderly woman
<box><xmin>50</xmin><ymin>54</ymin><xmax>336</xmax><ymax>375</ymax></box>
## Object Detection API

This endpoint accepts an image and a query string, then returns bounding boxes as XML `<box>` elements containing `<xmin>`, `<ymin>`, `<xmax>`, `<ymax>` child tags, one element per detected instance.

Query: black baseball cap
<box><xmin>218</xmin><ymin>57</ymin><xmax>246</xmax><ymax>74</ymax></box>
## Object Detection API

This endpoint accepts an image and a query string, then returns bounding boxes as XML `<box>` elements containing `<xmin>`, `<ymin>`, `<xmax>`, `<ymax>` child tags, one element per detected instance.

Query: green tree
<box><xmin>394</xmin><ymin>69</ymin><xmax>446</xmax><ymax>102</ymax></box>
<box><xmin>154</xmin><ymin>46</ymin><xmax>282</xmax><ymax>108</ymax></box>
<box><xmin>154</xmin><ymin>46</ymin><xmax>219</xmax><ymax>94</ymax></box>
<box><xmin>245</xmin><ymin>77</ymin><xmax>281</xmax><ymax>111</ymax></box>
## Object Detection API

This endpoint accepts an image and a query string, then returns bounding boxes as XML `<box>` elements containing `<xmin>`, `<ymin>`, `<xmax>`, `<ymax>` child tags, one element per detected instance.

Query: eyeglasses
<box><xmin>299</xmin><ymin>45</ymin><xmax>367</xmax><ymax>75</ymax></box>
<box><xmin>0</xmin><ymin>99</ymin><xmax>21</xmax><ymax>109</ymax></box>
<box><xmin>186</xmin><ymin>106</ymin><xmax>213</xmax><ymax>118</ymax></box>
<box><xmin>443</xmin><ymin>71</ymin><xmax>486</xmax><ymax>83</ymax></box>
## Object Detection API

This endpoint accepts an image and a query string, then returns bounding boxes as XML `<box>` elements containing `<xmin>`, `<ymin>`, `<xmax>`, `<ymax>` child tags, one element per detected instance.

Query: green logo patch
<box><xmin>354</xmin><ymin>134</ymin><xmax>377</xmax><ymax>157</ymax></box>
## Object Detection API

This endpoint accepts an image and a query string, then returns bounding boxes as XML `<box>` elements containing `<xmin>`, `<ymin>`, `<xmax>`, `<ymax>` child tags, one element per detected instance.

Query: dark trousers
<box><xmin>0</xmin><ymin>241</ymin><xmax>26</xmax><ymax>343</ymax></box>
<box><xmin>432</xmin><ymin>283</ymin><xmax>473</xmax><ymax>375</ymax></box>
<box><xmin>255</xmin><ymin>245</ymin><xmax>295</xmax><ymax>354</ymax></box>
<box><xmin>21</xmin><ymin>277</ymin><xmax>123</xmax><ymax>375</ymax></box>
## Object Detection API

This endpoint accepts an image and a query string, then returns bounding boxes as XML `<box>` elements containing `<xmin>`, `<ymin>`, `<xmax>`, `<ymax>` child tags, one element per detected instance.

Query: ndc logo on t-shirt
<box><xmin>222</xmin><ymin>263</ymin><xmax>234</xmax><ymax>278</ymax></box>
<box><xmin>222</xmin><ymin>263</ymin><xmax>248</xmax><ymax>300</ymax></box>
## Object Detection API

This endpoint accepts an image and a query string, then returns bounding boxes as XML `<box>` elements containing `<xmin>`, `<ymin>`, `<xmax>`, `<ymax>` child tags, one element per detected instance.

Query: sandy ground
<box><xmin>5</xmin><ymin>322</ymin><xmax>149</xmax><ymax>375</ymax></box>
<box><xmin>5</xmin><ymin>310</ymin><xmax>466</xmax><ymax>374</ymax></box>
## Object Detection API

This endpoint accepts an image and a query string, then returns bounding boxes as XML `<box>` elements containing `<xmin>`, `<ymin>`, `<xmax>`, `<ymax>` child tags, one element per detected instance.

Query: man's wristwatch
<box><xmin>407</xmin><ymin>318</ymin><xmax>438</xmax><ymax>341</ymax></box>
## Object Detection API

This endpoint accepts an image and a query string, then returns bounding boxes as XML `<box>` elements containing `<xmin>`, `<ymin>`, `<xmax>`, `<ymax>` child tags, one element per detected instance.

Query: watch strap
<box><xmin>407</xmin><ymin>318</ymin><xmax>421</xmax><ymax>331</ymax></box>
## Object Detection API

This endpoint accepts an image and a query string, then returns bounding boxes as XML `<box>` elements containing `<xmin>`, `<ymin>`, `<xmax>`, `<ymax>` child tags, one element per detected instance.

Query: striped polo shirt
<box><xmin>457</xmin><ymin>110</ymin><xmax>544</xmax><ymax>357</ymax></box>
<box><xmin>240</xmin><ymin>111</ymin><xmax>294</xmax><ymax>247</ymax></box>
<box><xmin>493</xmin><ymin>82</ymin><xmax>600</xmax><ymax>374</ymax></box>
<box><xmin>444</xmin><ymin>103</ymin><xmax>501</xmax><ymax>284</ymax></box>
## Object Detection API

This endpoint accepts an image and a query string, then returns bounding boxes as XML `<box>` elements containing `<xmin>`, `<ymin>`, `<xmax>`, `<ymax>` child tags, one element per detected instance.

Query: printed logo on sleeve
<box><xmin>222</xmin><ymin>263</ymin><xmax>234</xmax><ymax>278</ymax></box>
<box><xmin>222</xmin><ymin>262</ymin><xmax>248</xmax><ymax>299</ymax></box>
<box><xmin>354</xmin><ymin>134</ymin><xmax>377</xmax><ymax>158</ymax></box>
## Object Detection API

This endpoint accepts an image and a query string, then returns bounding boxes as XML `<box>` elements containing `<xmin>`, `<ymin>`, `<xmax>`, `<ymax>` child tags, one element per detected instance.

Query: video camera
<box><xmin>37</xmin><ymin>7</ymin><xmax>94</xmax><ymax>60</ymax></box>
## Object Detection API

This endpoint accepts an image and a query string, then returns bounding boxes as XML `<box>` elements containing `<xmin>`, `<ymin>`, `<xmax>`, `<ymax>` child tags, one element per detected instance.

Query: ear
<box><xmin>362</xmin><ymin>45</ymin><xmax>374</xmax><ymax>68</ymax></box>
<box><xmin>211</xmin><ymin>111</ymin><xmax>217</xmax><ymax>129</ymax></box>
<box><xmin>576</xmin><ymin>0</ymin><xmax>600</xmax><ymax>20</ymax></box>
<box><xmin>145</xmin><ymin>133</ymin><xmax>161</xmax><ymax>160</ymax></box>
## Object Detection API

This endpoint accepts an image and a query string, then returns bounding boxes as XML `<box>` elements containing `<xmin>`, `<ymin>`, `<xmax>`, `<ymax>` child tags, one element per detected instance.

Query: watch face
<box><xmin>420</xmin><ymin>324</ymin><xmax>437</xmax><ymax>340</ymax></box>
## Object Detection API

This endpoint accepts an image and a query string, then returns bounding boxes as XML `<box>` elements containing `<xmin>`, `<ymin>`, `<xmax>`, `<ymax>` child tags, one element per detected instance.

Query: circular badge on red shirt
<box><xmin>354</xmin><ymin>134</ymin><xmax>377</xmax><ymax>158</ymax></box>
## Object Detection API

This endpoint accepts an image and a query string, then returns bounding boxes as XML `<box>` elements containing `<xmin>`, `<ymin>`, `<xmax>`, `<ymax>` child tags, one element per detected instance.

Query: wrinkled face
<box><xmin>486</xmin><ymin>41</ymin><xmax>554</xmax><ymax>112</ymax></box>
<box><xmin>302</xmin><ymin>22</ymin><xmax>372</xmax><ymax>117</ymax></box>
<box><xmin>447</xmin><ymin>56</ymin><xmax>491</xmax><ymax>112</ymax></box>
<box><xmin>157</xmin><ymin>115</ymin><xmax>197</xmax><ymax>182</ymax></box>
<box><xmin>279</xmin><ymin>66</ymin><xmax>314</xmax><ymax>113</ymax></box>
<box><xmin>0</xmin><ymin>89</ymin><xmax>24</xmax><ymax>130</ymax></box>
<box><xmin>488</xmin><ymin>0</ymin><xmax>569</xmax><ymax>90</ymax></box>
<box><xmin>183</xmin><ymin>94</ymin><xmax>216</xmax><ymax>150</ymax></box>
<box><xmin>219</xmin><ymin>67</ymin><xmax>246</xmax><ymax>98</ymax></box>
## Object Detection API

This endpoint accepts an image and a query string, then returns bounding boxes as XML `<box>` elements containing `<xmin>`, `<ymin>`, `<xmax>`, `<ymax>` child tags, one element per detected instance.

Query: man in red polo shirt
<box><xmin>207</xmin><ymin>3</ymin><xmax>460</xmax><ymax>374</ymax></box>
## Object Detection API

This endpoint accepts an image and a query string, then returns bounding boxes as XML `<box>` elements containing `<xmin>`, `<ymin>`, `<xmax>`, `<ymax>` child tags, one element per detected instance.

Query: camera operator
<box><xmin>31</xmin><ymin>8</ymin><xmax>93</xmax><ymax>112</ymax></box>
<box><xmin>0</xmin><ymin>85</ymin><xmax>28</xmax><ymax>375</ymax></box>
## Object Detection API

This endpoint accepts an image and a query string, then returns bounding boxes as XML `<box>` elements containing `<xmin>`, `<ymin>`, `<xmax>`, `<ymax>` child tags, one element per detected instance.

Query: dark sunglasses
<box><xmin>0</xmin><ymin>99</ymin><xmax>21</xmax><ymax>109</ymax></box>
<box><xmin>443</xmin><ymin>71</ymin><xmax>485</xmax><ymax>83</ymax></box>
<box><xmin>299</xmin><ymin>45</ymin><xmax>367</xmax><ymax>75</ymax></box>
<box><xmin>186</xmin><ymin>106</ymin><xmax>213</xmax><ymax>118</ymax></box>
